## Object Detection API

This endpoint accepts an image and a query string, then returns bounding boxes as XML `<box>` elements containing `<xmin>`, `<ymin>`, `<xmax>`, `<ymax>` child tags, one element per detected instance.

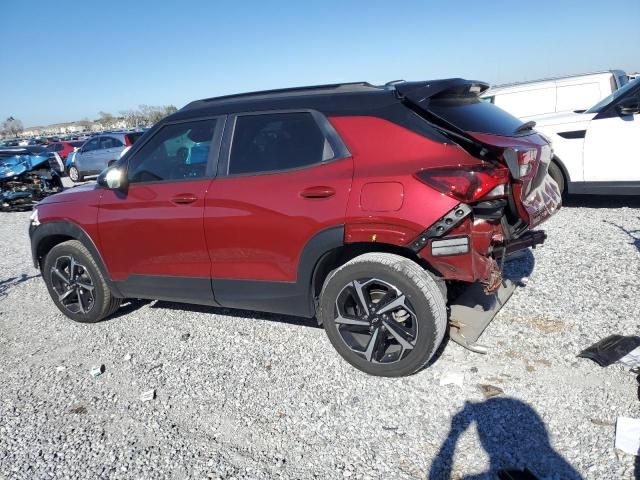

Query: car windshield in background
<box><xmin>126</xmin><ymin>132</ymin><xmax>143</xmax><ymax>144</ymax></box>
<box><xmin>586</xmin><ymin>78</ymin><xmax>639</xmax><ymax>113</ymax></box>
<box><xmin>70</xmin><ymin>141</ymin><xmax>85</xmax><ymax>148</ymax></box>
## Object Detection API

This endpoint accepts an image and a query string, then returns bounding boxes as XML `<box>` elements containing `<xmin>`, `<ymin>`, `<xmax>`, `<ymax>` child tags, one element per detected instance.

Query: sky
<box><xmin>2</xmin><ymin>0</ymin><xmax>639</xmax><ymax>127</ymax></box>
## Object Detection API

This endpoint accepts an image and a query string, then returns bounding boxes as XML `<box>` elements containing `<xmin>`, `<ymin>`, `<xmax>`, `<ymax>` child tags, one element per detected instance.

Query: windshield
<box><xmin>586</xmin><ymin>78</ymin><xmax>639</xmax><ymax>113</ymax></box>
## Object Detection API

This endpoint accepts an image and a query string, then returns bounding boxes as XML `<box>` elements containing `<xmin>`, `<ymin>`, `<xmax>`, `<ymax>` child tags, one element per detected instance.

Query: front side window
<box><xmin>127</xmin><ymin>119</ymin><xmax>217</xmax><ymax>184</ymax></box>
<box><xmin>229</xmin><ymin>112</ymin><xmax>333</xmax><ymax>175</ymax></box>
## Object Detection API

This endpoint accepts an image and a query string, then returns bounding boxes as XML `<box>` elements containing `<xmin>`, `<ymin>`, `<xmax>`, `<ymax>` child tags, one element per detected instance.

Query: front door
<box><xmin>584</xmin><ymin>85</ymin><xmax>640</xmax><ymax>182</ymax></box>
<box><xmin>97</xmin><ymin>117</ymin><xmax>224</xmax><ymax>303</ymax></box>
<box><xmin>203</xmin><ymin>111</ymin><xmax>353</xmax><ymax>316</ymax></box>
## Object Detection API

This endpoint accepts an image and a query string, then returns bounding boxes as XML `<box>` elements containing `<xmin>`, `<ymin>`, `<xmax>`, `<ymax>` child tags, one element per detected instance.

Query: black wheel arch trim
<box><xmin>30</xmin><ymin>220</ymin><xmax>124</xmax><ymax>298</ymax></box>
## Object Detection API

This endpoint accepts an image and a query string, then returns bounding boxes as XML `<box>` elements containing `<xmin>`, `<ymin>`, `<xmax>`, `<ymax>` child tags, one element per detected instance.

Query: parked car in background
<box><xmin>69</xmin><ymin>132</ymin><xmax>143</xmax><ymax>182</ymax></box>
<box><xmin>533</xmin><ymin>78</ymin><xmax>640</xmax><ymax>195</ymax></box>
<box><xmin>482</xmin><ymin>70</ymin><xmax>628</xmax><ymax>119</ymax></box>
<box><xmin>29</xmin><ymin>78</ymin><xmax>560</xmax><ymax>376</ymax></box>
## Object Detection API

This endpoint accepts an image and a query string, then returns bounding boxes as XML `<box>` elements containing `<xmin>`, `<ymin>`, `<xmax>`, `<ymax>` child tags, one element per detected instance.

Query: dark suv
<box><xmin>29</xmin><ymin>79</ymin><xmax>561</xmax><ymax>377</ymax></box>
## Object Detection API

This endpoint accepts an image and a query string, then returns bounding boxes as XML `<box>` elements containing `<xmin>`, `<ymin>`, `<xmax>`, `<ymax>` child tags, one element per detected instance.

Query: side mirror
<box><xmin>97</xmin><ymin>165</ymin><xmax>127</xmax><ymax>191</ymax></box>
<box><xmin>616</xmin><ymin>97</ymin><xmax>640</xmax><ymax>116</ymax></box>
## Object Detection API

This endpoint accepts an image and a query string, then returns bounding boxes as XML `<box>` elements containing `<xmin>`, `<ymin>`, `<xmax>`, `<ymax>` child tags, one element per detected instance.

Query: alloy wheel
<box><xmin>69</xmin><ymin>167</ymin><xmax>79</xmax><ymax>181</ymax></box>
<box><xmin>50</xmin><ymin>255</ymin><xmax>95</xmax><ymax>314</ymax></box>
<box><xmin>334</xmin><ymin>278</ymin><xmax>418</xmax><ymax>364</ymax></box>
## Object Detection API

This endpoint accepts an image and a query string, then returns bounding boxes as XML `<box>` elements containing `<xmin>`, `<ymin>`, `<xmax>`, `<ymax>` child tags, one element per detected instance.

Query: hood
<box><xmin>530</xmin><ymin>111</ymin><xmax>596</xmax><ymax>128</ymax></box>
<box><xmin>0</xmin><ymin>154</ymin><xmax>48</xmax><ymax>179</ymax></box>
<box><xmin>38</xmin><ymin>182</ymin><xmax>101</xmax><ymax>204</ymax></box>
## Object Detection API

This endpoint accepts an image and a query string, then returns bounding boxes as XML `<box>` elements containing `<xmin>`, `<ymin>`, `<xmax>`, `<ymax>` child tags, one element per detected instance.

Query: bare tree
<box><xmin>2</xmin><ymin>117</ymin><xmax>24</xmax><ymax>138</ymax></box>
<box><xmin>77</xmin><ymin>118</ymin><xmax>93</xmax><ymax>132</ymax></box>
<box><xmin>98</xmin><ymin>111</ymin><xmax>115</xmax><ymax>128</ymax></box>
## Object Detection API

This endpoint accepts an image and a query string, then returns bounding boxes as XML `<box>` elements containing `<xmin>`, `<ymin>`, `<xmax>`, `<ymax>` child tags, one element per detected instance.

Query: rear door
<box><xmin>203</xmin><ymin>110</ymin><xmax>353</xmax><ymax>314</ymax></box>
<box><xmin>97</xmin><ymin>117</ymin><xmax>225</xmax><ymax>303</ymax></box>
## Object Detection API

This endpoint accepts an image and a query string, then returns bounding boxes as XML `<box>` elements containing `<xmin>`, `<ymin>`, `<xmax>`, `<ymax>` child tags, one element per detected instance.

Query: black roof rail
<box><xmin>183</xmin><ymin>82</ymin><xmax>380</xmax><ymax>110</ymax></box>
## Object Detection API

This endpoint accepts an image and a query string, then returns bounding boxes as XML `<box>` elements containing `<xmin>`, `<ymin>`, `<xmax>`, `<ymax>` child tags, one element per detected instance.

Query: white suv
<box><xmin>533</xmin><ymin>78</ymin><xmax>640</xmax><ymax>195</ymax></box>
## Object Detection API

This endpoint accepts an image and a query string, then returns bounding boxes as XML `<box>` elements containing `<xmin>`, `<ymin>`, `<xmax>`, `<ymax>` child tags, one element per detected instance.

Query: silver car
<box><xmin>69</xmin><ymin>132</ymin><xmax>143</xmax><ymax>182</ymax></box>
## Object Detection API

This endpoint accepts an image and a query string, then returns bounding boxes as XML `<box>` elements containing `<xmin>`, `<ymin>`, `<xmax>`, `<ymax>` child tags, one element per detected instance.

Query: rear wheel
<box><xmin>68</xmin><ymin>166</ymin><xmax>83</xmax><ymax>183</ymax></box>
<box><xmin>319</xmin><ymin>253</ymin><xmax>447</xmax><ymax>377</ymax></box>
<box><xmin>42</xmin><ymin>240</ymin><xmax>121</xmax><ymax>323</ymax></box>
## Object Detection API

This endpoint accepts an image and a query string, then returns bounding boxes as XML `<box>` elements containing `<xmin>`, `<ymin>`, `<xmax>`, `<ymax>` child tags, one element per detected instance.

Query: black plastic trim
<box><xmin>567</xmin><ymin>181</ymin><xmax>640</xmax><ymax>195</ymax></box>
<box><xmin>29</xmin><ymin>220</ymin><xmax>123</xmax><ymax>297</ymax></box>
<box><xmin>114</xmin><ymin>275</ymin><xmax>218</xmax><ymax>305</ymax></box>
<box><xmin>557</xmin><ymin>130</ymin><xmax>586</xmax><ymax>139</ymax></box>
<box><xmin>213</xmin><ymin>225</ymin><xmax>344</xmax><ymax>317</ymax></box>
<box><xmin>409</xmin><ymin>203</ymin><xmax>472</xmax><ymax>252</ymax></box>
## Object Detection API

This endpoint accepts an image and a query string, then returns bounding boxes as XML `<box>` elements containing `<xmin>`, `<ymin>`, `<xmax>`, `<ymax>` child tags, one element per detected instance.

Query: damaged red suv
<box><xmin>29</xmin><ymin>79</ymin><xmax>560</xmax><ymax>376</ymax></box>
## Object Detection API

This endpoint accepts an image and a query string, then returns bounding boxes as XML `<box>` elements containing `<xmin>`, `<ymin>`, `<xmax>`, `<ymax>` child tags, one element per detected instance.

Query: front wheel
<box><xmin>319</xmin><ymin>253</ymin><xmax>447</xmax><ymax>377</ymax></box>
<box><xmin>42</xmin><ymin>240</ymin><xmax>121</xmax><ymax>323</ymax></box>
<box><xmin>68</xmin><ymin>166</ymin><xmax>83</xmax><ymax>183</ymax></box>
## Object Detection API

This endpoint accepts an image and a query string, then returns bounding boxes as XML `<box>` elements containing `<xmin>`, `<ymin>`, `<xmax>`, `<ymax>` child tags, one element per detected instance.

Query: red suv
<box><xmin>29</xmin><ymin>79</ymin><xmax>561</xmax><ymax>376</ymax></box>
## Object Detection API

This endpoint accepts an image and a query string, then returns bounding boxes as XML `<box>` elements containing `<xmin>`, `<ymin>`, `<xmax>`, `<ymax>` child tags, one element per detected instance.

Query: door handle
<box><xmin>171</xmin><ymin>194</ymin><xmax>198</xmax><ymax>205</ymax></box>
<box><xmin>300</xmin><ymin>186</ymin><xmax>336</xmax><ymax>199</ymax></box>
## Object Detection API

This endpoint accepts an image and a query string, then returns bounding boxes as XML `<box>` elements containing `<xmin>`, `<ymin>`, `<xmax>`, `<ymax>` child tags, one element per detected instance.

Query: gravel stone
<box><xmin>0</xmin><ymin>195</ymin><xmax>639</xmax><ymax>479</ymax></box>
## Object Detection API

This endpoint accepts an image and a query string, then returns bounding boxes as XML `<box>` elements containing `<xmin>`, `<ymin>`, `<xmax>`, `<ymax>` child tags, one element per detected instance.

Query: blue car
<box><xmin>0</xmin><ymin>148</ymin><xmax>63</xmax><ymax>211</ymax></box>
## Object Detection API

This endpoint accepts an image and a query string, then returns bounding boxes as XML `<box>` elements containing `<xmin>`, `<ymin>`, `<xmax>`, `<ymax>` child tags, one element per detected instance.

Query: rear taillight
<box><xmin>503</xmin><ymin>147</ymin><xmax>538</xmax><ymax>180</ymax></box>
<box><xmin>416</xmin><ymin>164</ymin><xmax>509</xmax><ymax>203</ymax></box>
<box><xmin>124</xmin><ymin>135</ymin><xmax>132</xmax><ymax>146</ymax></box>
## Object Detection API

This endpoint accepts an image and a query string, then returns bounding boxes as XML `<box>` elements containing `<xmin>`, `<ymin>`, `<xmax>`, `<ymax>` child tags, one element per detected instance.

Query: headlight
<box><xmin>29</xmin><ymin>208</ymin><xmax>40</xmax><ymax>226</ymax></box>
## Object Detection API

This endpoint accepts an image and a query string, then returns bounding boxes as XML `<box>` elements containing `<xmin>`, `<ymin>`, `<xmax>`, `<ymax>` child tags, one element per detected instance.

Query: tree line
<box><xmin>1</xmin><ymin>104</ymin><xmax>178</xmax><ymax>138</ymax></box>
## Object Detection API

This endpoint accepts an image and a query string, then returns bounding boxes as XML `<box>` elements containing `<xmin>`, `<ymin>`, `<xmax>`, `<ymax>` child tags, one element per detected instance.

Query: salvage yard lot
<box><xmin>1</xmin><ymin>196</ymin><xmax>639</xmax><ymax>479</ymax></box>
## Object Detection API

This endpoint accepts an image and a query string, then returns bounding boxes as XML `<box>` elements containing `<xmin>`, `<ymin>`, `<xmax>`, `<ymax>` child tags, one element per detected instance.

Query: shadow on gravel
<box><xmin>0</xmin><ymin>273</ymin><xmax>40</xmax><ymax>299</ymax></box>
<box><xmin>563</xmin><ymin>194</ymin><xmax>640</xmax><ymax>209</ymax></box>
<box><xmin>428</xmin><ymin>397</ymin><xmax>582</xmax><ymax>480</ymax></box>
<box><xmin>150</xmin><ymin>301</ymin><xmax>321</xmax><ymax>329</ymax></box>
<box><xmin>603</xmin><ymin>218</ymin><xmax>640</xmax><ymax>253</ymax></box>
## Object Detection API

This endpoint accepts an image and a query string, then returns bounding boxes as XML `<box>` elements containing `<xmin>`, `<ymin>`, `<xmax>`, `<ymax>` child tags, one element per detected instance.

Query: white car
<box><xmin>533</xmin><ymin>78</ymin><xmax>640</xmax><ymax>195</ymax></box>
<box><xmin>482</xmin><ymin>70</ymin><xmax>628</xmax><ymax>120</ymax></box>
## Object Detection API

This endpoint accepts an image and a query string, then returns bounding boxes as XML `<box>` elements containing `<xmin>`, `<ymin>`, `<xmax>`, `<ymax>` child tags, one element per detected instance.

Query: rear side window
<box><xmin>127</xmin><ymin>119</ymin><xmax>217</xmax><ymax>184</ymax></box>
<box><xmin>229</xmin><ymin>112</ymin><xmax>334</xmax><ymax>175</ymax></box>
<box><xmin>100</xmin><ymin>136</ymin><xmax>124</xmax><ymax>149</ymax></box>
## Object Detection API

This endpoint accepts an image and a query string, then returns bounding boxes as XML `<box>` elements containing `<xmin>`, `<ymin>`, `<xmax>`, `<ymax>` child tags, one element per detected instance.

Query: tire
<box><xmin>68</xmin><ymin>166</ymin><xmax>83</xmax><ymax>183</ymax></box>
<box><xmin>319</xmin><ymin>253</ymin><xmax>447</xmax><ymax>377</ymax></box>
<box><xmin>42</xmin><ymin>240</ymin><xmax>121</xmax><ymax>323</ymax></box>
<box><xmin>548</xmin><ymin>161</ymin><xmax>565</xmax><ymax>197</ymax></box>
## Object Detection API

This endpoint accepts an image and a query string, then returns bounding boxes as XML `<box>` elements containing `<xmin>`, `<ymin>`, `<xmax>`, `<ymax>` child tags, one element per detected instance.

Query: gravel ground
<box><xmin>1</xmin><ymin>193</ymin><xmax>639</xmax><ymax>479</ymax></box>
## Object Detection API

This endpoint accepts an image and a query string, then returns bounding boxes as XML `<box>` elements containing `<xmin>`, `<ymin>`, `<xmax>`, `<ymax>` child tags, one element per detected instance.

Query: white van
<box><xmin>482</xmin><ymin>70</ymin><xmax>628</xmax><ymax>119</ymax></box>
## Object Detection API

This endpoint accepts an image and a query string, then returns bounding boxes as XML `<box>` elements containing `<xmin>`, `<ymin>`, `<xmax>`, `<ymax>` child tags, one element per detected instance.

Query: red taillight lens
<box><xmin>124</xmin><ymin>135</ymin><xmax>132</xmax><ymax>146</ymax></box>
<box><xmin>416</xmin><ymin>164</ymin><xmax>510</xmax><ymax>202</ymax></box>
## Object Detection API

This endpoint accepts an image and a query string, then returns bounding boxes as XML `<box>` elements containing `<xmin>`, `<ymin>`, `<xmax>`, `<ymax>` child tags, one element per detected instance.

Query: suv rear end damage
<box><xmin>397</xmin><ymin>79</ymin><xmax>561</xmax><ymax>352</ymax></box>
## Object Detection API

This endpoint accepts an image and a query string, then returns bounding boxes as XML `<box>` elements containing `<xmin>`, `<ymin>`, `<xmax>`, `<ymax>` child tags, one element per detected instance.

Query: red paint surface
<box><xmin>203</xmin><ymin>158</ymin><xmax>353</xmax><ymax>281</ymax></box>
<box><xmin>98</xmin><ymin>180</ymin><xmax>213</xmax><ymax>280</ymax></box>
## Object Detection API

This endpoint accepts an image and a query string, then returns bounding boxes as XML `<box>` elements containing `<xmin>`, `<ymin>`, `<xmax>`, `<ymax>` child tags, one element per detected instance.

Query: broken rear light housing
<box><xmin>416</xmin><ymin>164</ymin><xmax>509</xmax><ymax>203</ymax></box>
